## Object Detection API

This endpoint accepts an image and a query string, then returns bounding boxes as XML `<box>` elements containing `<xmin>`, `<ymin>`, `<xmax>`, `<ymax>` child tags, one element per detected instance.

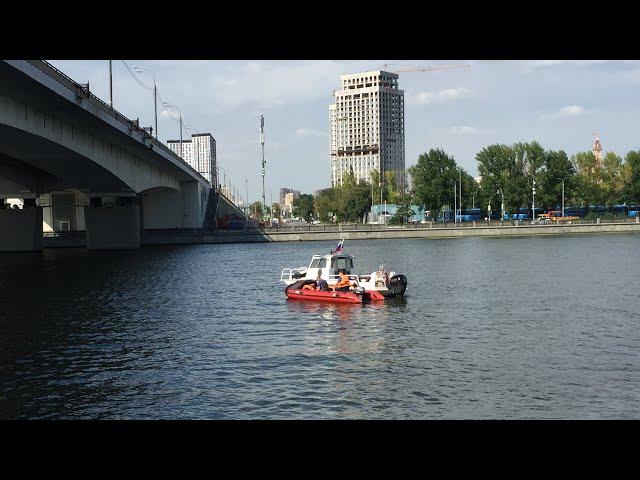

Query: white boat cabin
<box><xmin>281</xmin><ymin>254</ymin><xmax>360</xmax><ymax>285</ymax></box>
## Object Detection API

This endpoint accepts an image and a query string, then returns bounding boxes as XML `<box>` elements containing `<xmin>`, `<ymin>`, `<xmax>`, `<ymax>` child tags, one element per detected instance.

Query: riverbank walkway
<box><xmin>41</xmin><ymin>218</ymin><xmax>640</xmax><ymax>248</ymax></box>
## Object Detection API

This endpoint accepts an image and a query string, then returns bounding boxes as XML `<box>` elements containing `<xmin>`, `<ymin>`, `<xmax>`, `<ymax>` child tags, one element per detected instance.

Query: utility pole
<box><xmin>154</xmin><ymin>81</ymin><xmax>158</xmax><ymax>139</ymax></box>
<box><xmin>109</xmin><ymin>60</ymin><xmax>113</xmax><ymax>108</ymax></box>
<box><xmin>459</xmin><ymin>168</ymin><xmax>462</xmax><ymax>222</ymax></box>
<box><xmin>260</xmin><ymin>114</ymin><xmax>266</xmax><ymax>219</ymax></box>
<box><xmin>562</xmin><ymin>178</ymin><xmax>565</xmax><ymax>217</ymax></box>
<box><xmin>454</xmin><ymin>181</ymin><xmax>457</xmax><ymax>224</ymax></box>
<box><xmin>532</xmin><ymin>178</ymin><xmax>536</xmax><ymax>222</ymax></box>
<box><xmin>179</xmin><ymin>114</ymin><xmax>183</xmax><ymax>158</ymax></box>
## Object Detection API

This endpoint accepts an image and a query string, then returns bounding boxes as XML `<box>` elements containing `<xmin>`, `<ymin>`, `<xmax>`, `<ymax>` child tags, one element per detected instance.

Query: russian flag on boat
<box><xmin>331</xmin><ymin>239</ymin><xmax>344</xmax><ymax>255</ymax></box>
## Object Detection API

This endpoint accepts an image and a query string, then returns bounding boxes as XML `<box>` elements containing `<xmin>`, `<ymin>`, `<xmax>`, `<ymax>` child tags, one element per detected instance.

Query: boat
<box><xmin>280</xmin><ymin>240</ymin><xmax>407</xmax><ymax>302</ymax></box>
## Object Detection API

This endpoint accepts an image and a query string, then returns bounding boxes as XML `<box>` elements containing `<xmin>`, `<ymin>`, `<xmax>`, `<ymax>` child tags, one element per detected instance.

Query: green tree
<box><xmin>390</xmin><ymin>191</ymin><xmax>414</xmax><ymax>224</ymax></box>
<box><xmin>572</xmin><ymin>151</ymin><xmax>606</xmax><ymax>208</ymax></box>
<box><xmin>477</xmin><ymin>141</ymin><xmax>548</xmax><ymax>216</ymax></box>
<box><xmin>340</xmin><ymin>182</ymin><xmax>372</xmax><ymax>222</ymax></box>
<box><xmin>624</xmin><ymin>150</ymin><xmax>640</xmax><ymax>207</ymax></box>
<box><xmin>314</xmin><ymin>189</ymin><xmax>338</xmax><ymax>223</ymax></box>
<box><xmin>384</xmin><ymin>170</ymin><xmax>400</xmax><ymax>204</ymax></box>
<box><xmin>409</xmin><ymin>149</ymin><xmax>460</xmax><ymax>212</ymax></box>
<box><xmin>271</xmin><ymin>202</ymin><xmax>281</xmax><ymax>221</ymax></box>
<box><xmin>293</xmin><ymin>194</ymin><xmax>315</xmax><ymax>223</ymax></box>
<box><xmin>334</xmin><ymin>171</ymin><xmax>371</xmax><ymax>222</ymax></box>
<box><xmin>249</xmin><ymin>201</ymin><xmax>264</xmax><ymax>218</ymax></box>
<box><xmin>539</xmin><ymin>150</ymin><xmax>576</xmax><ymax>210</ymax></box>
<box><xmin>370</xmin><ymin>169</ymin><xmax>403</xmax><ymax>204</ymax></box>
<box><xmin>601</xmin><ymin>152</ymin><xmax>625</xmax><ymax>206</ymax></box>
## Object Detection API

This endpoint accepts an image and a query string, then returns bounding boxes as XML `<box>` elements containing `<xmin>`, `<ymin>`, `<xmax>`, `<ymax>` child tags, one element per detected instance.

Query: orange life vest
<box><xmin>335</xmin><ymin>273</ymin><xmax>350</xmax><ymax>288</ymax></box>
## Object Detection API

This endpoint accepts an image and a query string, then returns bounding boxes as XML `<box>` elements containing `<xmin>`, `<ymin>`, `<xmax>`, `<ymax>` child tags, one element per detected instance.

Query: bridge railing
<box><xmin>21</xmin><ymin>60</ymin><xmax>208</xmax><ymax>184</ymax></box>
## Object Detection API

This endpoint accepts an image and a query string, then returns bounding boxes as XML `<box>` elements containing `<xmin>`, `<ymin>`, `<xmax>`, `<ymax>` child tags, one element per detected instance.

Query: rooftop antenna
<box><xmin>260</xmin><ymin>114</ymin><xmax>266</xmax><ymax>218</ymax></box>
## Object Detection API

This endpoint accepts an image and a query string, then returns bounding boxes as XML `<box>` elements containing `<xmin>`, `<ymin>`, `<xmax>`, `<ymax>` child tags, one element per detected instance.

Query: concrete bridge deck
<box><xmin>0</xmin><ymin>60</ymin><xmax>244</xmax><ymax>251</ymax></box>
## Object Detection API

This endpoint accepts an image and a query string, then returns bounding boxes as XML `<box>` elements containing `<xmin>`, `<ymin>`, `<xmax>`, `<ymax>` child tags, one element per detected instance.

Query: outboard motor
<box><xmin>388</xmin><ymin>275</ymin><xmax>407</xmax><ymax>298</ymax></box>
<box><xmin>354</xmin><ymin>286</ymin><xmax>367</xmax><ymax>302</ymax></box>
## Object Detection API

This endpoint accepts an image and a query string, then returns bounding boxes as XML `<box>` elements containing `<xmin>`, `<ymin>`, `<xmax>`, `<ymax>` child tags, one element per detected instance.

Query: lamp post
<box><xmin>558</xmin><ymin>177</ymin><xmax>565</xmax><ymax>217</ymax></box>
<box><xmin>498</xmin><ymin>188</ymin><xmax>505</xmax><ymax>223</ymax></box>
<box><xmin>454</xmin><ymin>181</ymin><xmax>457</xmax><ymax>225</ymax></box>
<box><xmin>108</xmin><ymin>60</ymin><xmax>113</xmax><ymax>108</ymax></box>
<box><xmin>532</xmin><ymin>178</ymin><xmax>537</xmax><ymax>223</ymax></box>
<box><xmin>132</xmin><ymin>65</ymin><xmax>158</xmax><ymax>139</ymax></box>
<box><xmin>459</xmin><ymin>168</ymin><xmax>462</xmax><ymax>223</ymax></box>
<box><xmin>162</xmin><ymin>102</ymin><xmax>182</xmax><ymax>156</ymax></box>
<box><xmin>488</xmin><ymin>190</ymin><xmax>498</xmax><ymax>223</ymax></box>
<box><xmin>260</xmin><ymin>114</ymin><xmax>266</xmax><ymax>219</ymax></box>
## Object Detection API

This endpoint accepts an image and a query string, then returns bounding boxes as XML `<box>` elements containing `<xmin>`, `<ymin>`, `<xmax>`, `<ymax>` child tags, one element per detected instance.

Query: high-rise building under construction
<box><xmin>329</xmin><ymin>71</ymin><xmax>405</xmax><ymax>188</ymax></box>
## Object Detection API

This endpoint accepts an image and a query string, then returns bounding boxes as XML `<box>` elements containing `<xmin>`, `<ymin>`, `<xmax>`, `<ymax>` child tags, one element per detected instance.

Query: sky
<box><xmin>49</xmin><ymin>60</ymin><xmax>640</xmax><ymax>206</ymax></box>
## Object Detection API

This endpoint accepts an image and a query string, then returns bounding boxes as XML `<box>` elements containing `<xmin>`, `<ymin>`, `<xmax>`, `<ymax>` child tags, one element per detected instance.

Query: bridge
<box><xmin>0</xmin><ymin>60</ymin><xmax>245</xmax><ymax>251</ymax></box>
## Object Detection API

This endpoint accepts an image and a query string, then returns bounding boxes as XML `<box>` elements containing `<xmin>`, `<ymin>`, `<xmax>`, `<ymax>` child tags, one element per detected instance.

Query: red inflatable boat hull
<box><xmin>285</xmin><ymin>288</ymin><xmax>384</xmax><ymax>303</ymax></box>
<box><xmin>286</xmin><ymin>288</ymin><xmax>364</xmax><ymax>304</ymax></box>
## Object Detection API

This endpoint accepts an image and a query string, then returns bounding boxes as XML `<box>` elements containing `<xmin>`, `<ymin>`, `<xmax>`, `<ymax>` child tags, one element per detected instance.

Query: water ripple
<box><xmin>1</xmin><ymin>236</ymin><xmax>640</xmax><ymax>419</ymax></box>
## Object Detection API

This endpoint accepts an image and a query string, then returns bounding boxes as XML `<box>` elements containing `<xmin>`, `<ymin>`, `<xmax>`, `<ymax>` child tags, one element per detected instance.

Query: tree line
<box><xmin>253</xmin><ymin>141</ymin><xmax>640</xmax><ymax>224</ymax></box>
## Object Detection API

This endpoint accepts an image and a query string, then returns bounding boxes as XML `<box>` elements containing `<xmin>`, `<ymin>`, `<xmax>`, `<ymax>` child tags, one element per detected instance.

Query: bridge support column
<box><xmin>0</xmin><ymin>201</ymin><xmax>43</xmax><ymax>252</ymax></box>
<box><xmin>180</xmin><ymin>181</ymin><xmax>204</xmax><ymax>228</ymax></box>
<box><xmin>84</xmin><ymin>197</ymin><xmax>140</xmax><ymax>250</ymax></box>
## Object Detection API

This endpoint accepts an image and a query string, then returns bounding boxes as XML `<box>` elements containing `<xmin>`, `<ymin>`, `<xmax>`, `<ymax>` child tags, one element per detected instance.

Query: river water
<box><xmin>1</xmin><ymin>234</ymin><xmax>639</xmax><ymax>419</ymax></box>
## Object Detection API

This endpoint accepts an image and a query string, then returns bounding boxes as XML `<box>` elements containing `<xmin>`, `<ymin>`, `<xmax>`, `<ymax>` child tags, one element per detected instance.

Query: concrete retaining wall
<box><xmin>135</xmin><ymin>222</ymin><xmax>640</xmax><ymax>246</ymax></box>
<box><xmin>84</xmin><ymin>205</ymin><xmax>140</xmax><ymax>250</ymax></box>
<box><xmin>261</xmin><ymin>223</ymin><xmax>640</xmax><ymax>242</ymax></box>
<box><xmin>0</xmin><ymin>207</ymin><xmax>43</xmax><ymax>251</ymax></box>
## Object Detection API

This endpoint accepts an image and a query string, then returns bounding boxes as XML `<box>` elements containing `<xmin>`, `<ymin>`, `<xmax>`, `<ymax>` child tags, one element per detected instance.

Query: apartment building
<box><xmin>329</xmin><ymin>71</ymin><xmax>405</xmax><ymax>188</ymax></box>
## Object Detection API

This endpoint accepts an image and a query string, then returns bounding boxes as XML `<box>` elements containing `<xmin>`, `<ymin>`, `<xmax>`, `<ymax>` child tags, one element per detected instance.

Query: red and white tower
<box><xmin>592</xmin><ymin>131</ymin><xmax>603</xmax><ymax>168</ymax></box>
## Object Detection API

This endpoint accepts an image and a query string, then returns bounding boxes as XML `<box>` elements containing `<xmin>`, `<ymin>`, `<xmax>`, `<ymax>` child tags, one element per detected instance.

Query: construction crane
<box><xmin>380</xmin><ymin>63</ymin><xmax>470</xmax><ymax>74</ymax></box>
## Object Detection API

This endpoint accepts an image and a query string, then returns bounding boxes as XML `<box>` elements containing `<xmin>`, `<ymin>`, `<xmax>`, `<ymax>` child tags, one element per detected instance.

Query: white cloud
<box><xmin>295</xmin><ymin>127</ymin><xmax>326</xmax><ymax>137</ymax></box>
<box><xmin>449</xmin><ymin>125</ymin><xmax>481</xmax><ymax>135</ymax></box>
<box><xmin>540</xmin><ymin>104</ymin><xmax>589</xmax><ymax>120</ymax></box>
<box><xmin>204</xmin><ymin>60</ymin><xmax>375</xmax><ymax>110</ymax></box>
<box><xmin>411</xmin><ymin>87</ymin><xmax>471</xmax><ymax>105</ymax></box>
<box><xmin>522</xmin><ymin>60</ymin><xmax>609</xmax><ymax>73</ymax></box>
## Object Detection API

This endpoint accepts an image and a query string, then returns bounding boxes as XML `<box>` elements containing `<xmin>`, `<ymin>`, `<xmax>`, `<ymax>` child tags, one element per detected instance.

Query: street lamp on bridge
<box><xmin>132</xmin><ymin>65</ymin><xmax>158</xmax><ymax>140</ymax></box>
<box><xmin>162</xmin><ymin>102</ymin><xmax>183</xmax><ymax>157</ymax></box>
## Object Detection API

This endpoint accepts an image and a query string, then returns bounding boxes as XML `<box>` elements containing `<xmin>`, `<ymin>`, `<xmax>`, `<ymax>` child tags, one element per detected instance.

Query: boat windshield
<box><xmin>309</xmin><ymin>257</ymin><xmax>328</xmax><ymax>268</ymax></box>
<box><xmin>332</xmin><ymin>256</ymin><xmax>353</xmax><ymax>273</ymax></box>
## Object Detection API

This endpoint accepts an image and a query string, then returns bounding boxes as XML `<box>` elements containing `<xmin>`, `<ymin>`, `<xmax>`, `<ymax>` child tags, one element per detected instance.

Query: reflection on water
<box><xmin>285</xmin><ymin>298</ymin><xmax>410</xmax><ymax>355</ymax></box>
<box><xmin>2</xmin><ymin>235</ymin><xmax>640</xmax><ymax>419</ymax></box>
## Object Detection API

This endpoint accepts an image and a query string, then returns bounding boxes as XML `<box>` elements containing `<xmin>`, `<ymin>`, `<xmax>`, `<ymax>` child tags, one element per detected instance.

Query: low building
<box><xmin>283</xmin><ymin>192</ymin><xmax>299</xmax><ymax>215</ymax></box>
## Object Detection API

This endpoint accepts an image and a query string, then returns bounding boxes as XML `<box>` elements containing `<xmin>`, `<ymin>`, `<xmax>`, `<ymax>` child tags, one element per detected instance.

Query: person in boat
<box><xmin>302</xmin><ymin>281</ymin><xmax>316</xmax><ymax>291</ymax></box>
<box><xmin>332</xmin><ymin>270</ymin><xmax>351</xmax><ymax>292</ymax></box>
<box><xmin>315</xmin><ymin>270</ymin><xmax>329</xmax><ymax>291</ymax></box>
